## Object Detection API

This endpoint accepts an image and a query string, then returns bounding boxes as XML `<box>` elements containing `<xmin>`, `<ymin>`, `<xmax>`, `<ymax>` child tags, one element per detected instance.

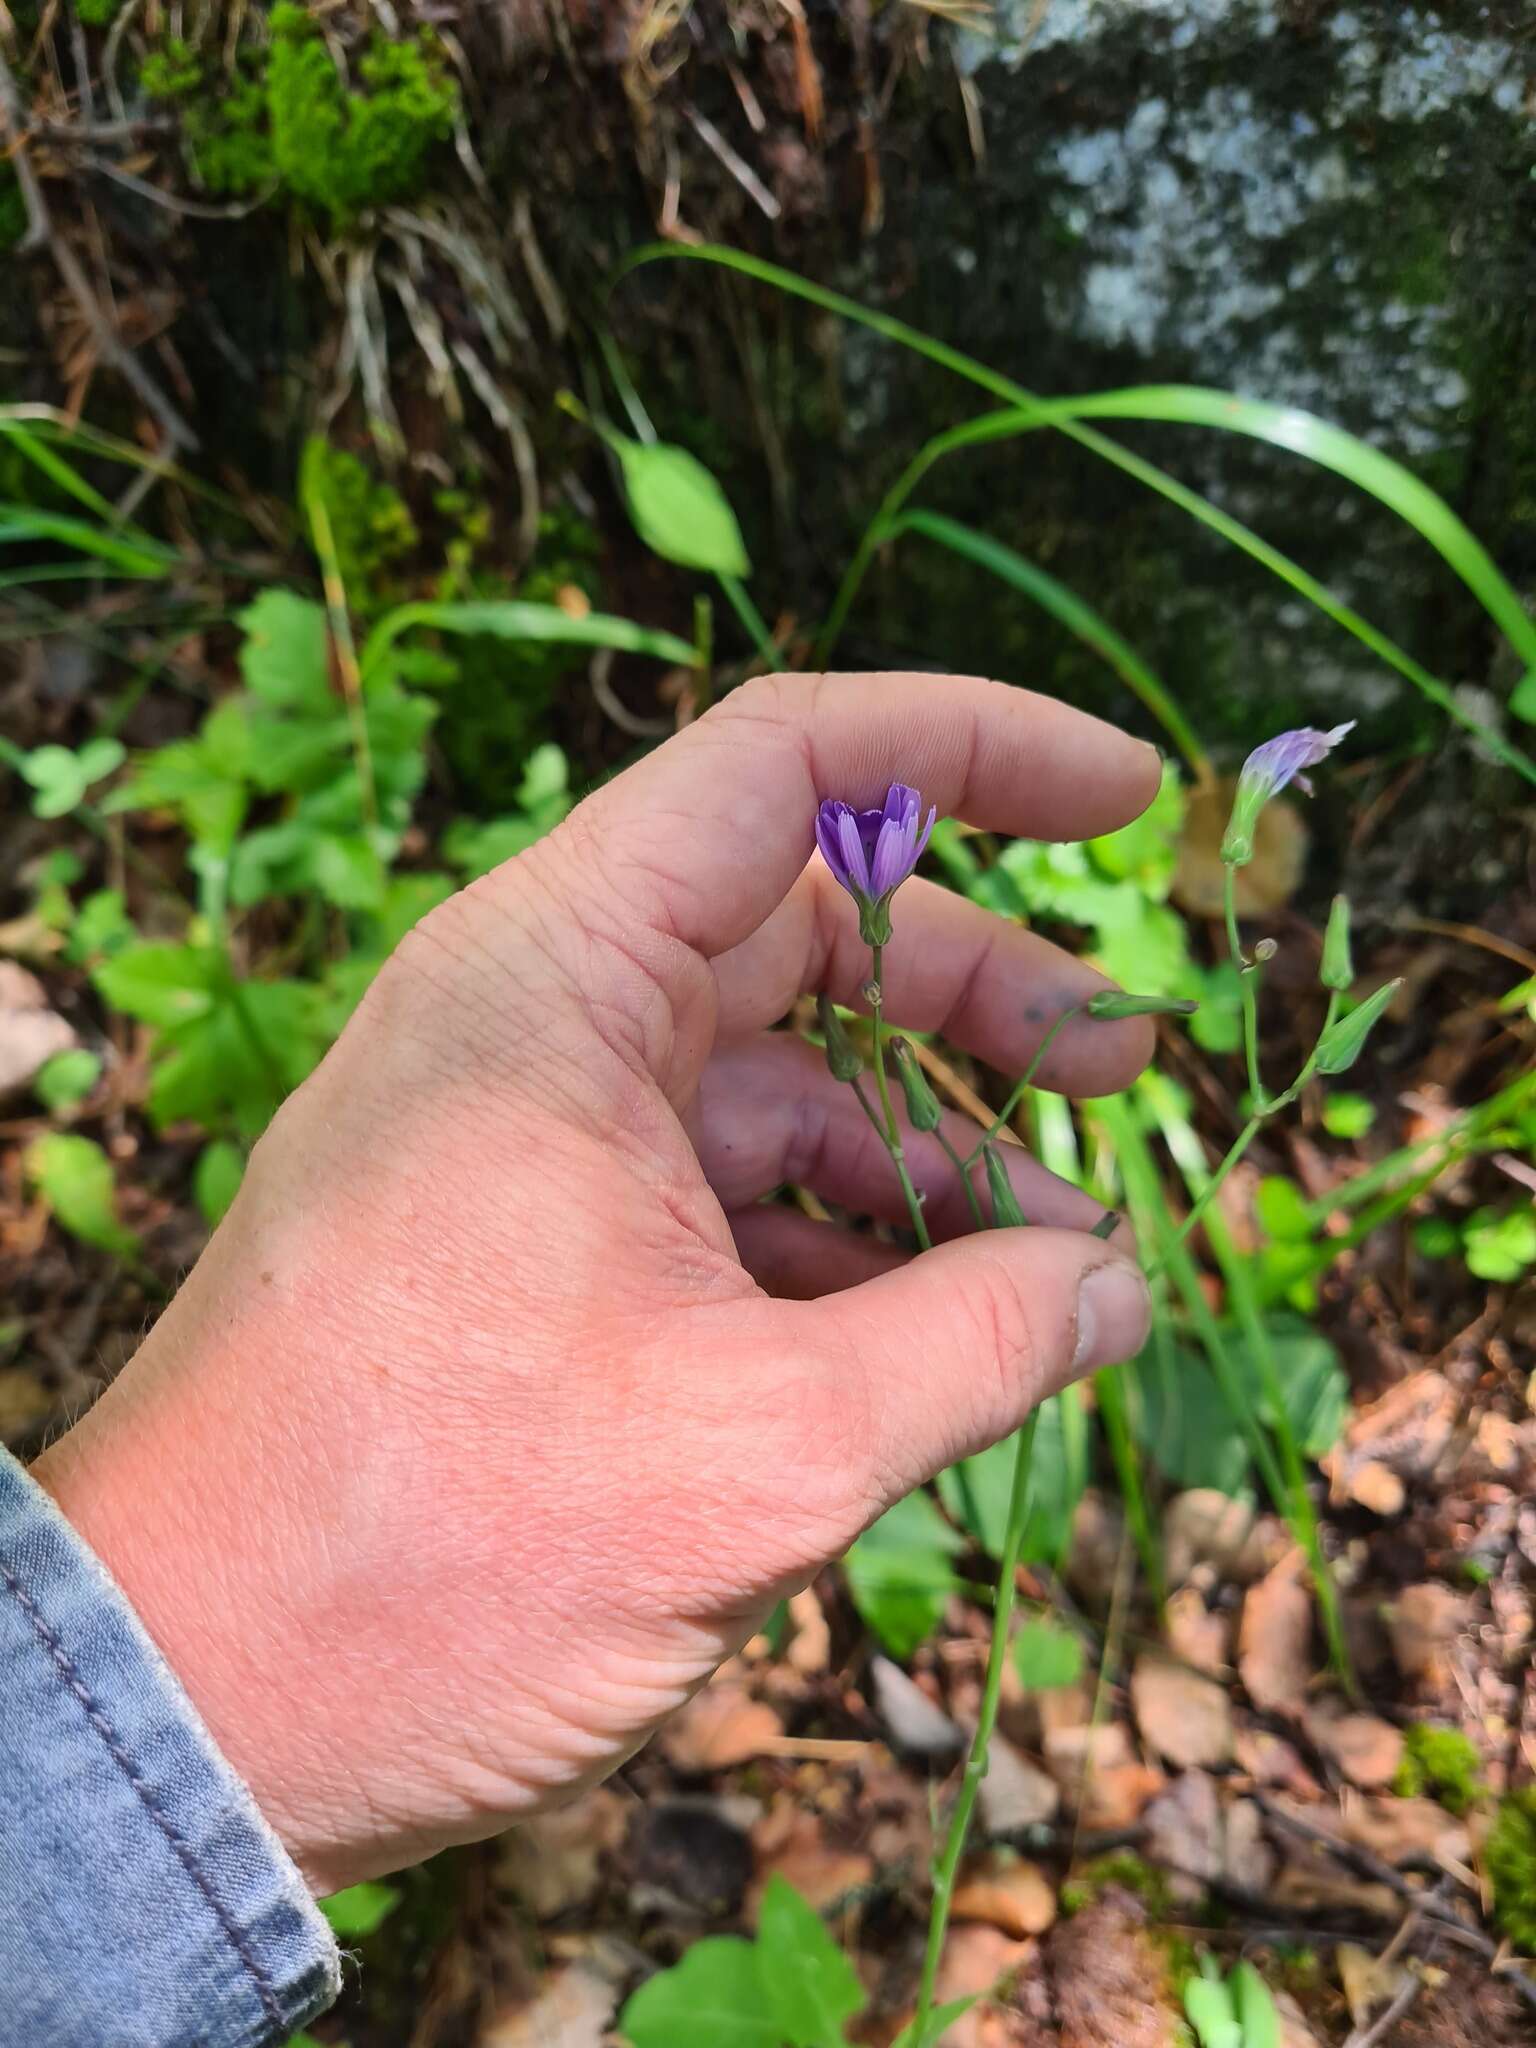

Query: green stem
<box><xmin>717</xmin><ymin>571</ymin><xmax>778</xmax><ymax>667</ymax></box>
<box><xmin>1145</xmin><ymin>1115</ymin><xmax>1262</xmax><ymax>1276</ymax></box>
<box><xmin>869</xmin><ymin>945</ymin><xmax>932</xmax><ymax>1251</ymax></box>
<box><xmin>1225</xmin><ymin>866</ymin><xmax>1269</xmax><ymax>1112</ymax></box>
<box><xmin>961</xmin><ymin>1007</ymin><xmax>1083</xmax><ymax>1170</ymax></box>
<box><xmin>910</xmin><ymin>1414</ymin><xmax>1039</xmax><ymax>2048</ymax></box>
<box><xmin>936</xmin><ymin>1128</ymin><xmax>987</xmax><ymax>1232</ymax></box>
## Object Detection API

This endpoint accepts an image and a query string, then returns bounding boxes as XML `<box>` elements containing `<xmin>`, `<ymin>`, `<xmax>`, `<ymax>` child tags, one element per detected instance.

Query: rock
<box><xmin>494</xmin><ymin>1788</ymin><xmax>626</xmax><ymax>1919</ymax></box>
<box><xmin>1223</xmin><ymin>1797</ymin><xmax>1276</xmax><ymax>1894</ymax></box>
<box><xmin>979</xmin><ymin>1735</ymin><xmax>1061</xmax><ymax>1835</ymax></box>
<box><xmin>952</xmin><ymin>1854</ymin><xmax>1058</xmax><ymax>1938</ymax></box>
<box><xmin>1143</xmin><ymin>1769</ymin><xmax>1223</xmax><ymax>1900</ymax></box>
<box><xmin>1077</xmin><ymin>1764</ymin><xmax>1168</xmax><ymax>1832</ymax></box>
<box><xmin>1064</xmin><ymin>1489</ymin><xmax>1124</xmax><ymax>1608</ymax></box>
<box><xmin>1163</xmin><ymin>1490</ymin><xmax>1257</xmax><ymax>1587</ymax></box>
<box><xmin>1047</xmin><ymin>1893</ymin><xmax>1183</xmax><ymax>2048</ymax></box>
<box><xmin>748</xmin><ymin>1807</ymin><xmax>873</xmax><ymax>1916</ymax></box>
<box><xmin>1165</xmin><ymin>1586</ymin><xmax>1230</xmax><ymax>1675</ymax></box>
<box><xmin>0</xmin><ymin>962</ymin><xmax>75</xmax><ymax>1101</ymax></box>
<box><xmin>1131</xmin><ymin>1654</ymin><xmax>1234</xmax><ymax>1770</ymax></box>
<box><xmin>870</xmin><ymin>1655</ymin><xmax>965</xmax><ymax>1759</ymax></box>
<box><xmin>631</xmin><ymin>1800</ymin><xmax>754</xmax><ymax>1917</ymax></box>
<box><xmin>1239</xmin><ymin>1550</ymin><xmax>1315</xmax><ymax>1718</ymax></box>
<box><xmin>1302</xmin><ymin>1705</ymin><xmax>1404</xmax><ymax>1789</ymax></box>
<box><xmin>1387</xmin><ymin>1582</ymin><xmax>1469</xmax><ymax>1689</ymax></box>
<box><xmin>660</xmin><ymin>1683</ymin><xmax>783</xmax><ymax>1771</ymax></box>
<box><xmin>785</xmin><ymin>1586</ymin><xmax>831</xmax><ymax>1674</ymax></box>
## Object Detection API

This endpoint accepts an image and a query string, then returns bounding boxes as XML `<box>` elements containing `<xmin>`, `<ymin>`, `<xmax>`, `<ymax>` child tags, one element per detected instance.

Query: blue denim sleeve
<box><xmin>0</xmin><ymin>1446</ymin><xmax>340</xmax><ymax>2048</ymax></box>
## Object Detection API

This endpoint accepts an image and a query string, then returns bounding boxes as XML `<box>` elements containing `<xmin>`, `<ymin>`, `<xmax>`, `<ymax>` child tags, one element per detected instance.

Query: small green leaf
<box><xmin>1413</xmin><ymin>1215</ymin><xmax>1461</xmax><ymax>1260</ymax></box>
<box><xmin>1255</xmin><ymin>1175</ymin><xmax>1311</xmax><ymax>1243</ymax></box>
<box><xmin>757</xmin><ymin>1874</ymin><xmax>865</xmax><ymax>2048</ymax></box>
<box><xmin>94</xmin><ymin>943</ymin><xmax>218</xmax><ymax>1028</ymax></box>
<box><xmin>608</xmin><ymin>434</ymin><xmax>750</xmax><ymax>576</ymax></box>
<box><xmin>33</xmin><ymin>1048</ymin><xmax>102</xmax><ymax>1111</ymax></box>
<box><xmin>1464</xmin><ymin>1205</ymin><xmax>1536</xmax><ymax>1283</ymax></box>
<box><xmin>622</xmin><ymin>1936</ymin><xmax>780</xmax><ymax>2048</ymax></box>
<box><xmin>1083</xmin><ymin>991</ymin><xmax>1198</xmax><ymax>1020</ymax></box>
<box><xmin>20</xmin><ymin>738</ymin><xmax>125</xmax><ymax>817</ymax></box>
<box><xmin>1320</xmin><ymin>1090</ymin><xmax>1375</xmax><ymax>1139</ymax></box>
<box><xmin>66</xmin><ymin>888</ymin><xmax>136</xmax><ymax>964</ymax></box>
<box><xmin>319</xmin><ymin>1880</ymin><xmax>401</xmax><ymax>1939</ymax></box>
<box><xmin>1011</xmin><ymin>1618</ymin><xmax>1084</xmax><ymax>1691</ymax></box>
<box><xmin>26</xmin><ymin>1133</ymin><xmax>138</xmax><ymax>1257</ymax></box>
<box><xmin>890</xmin><ymin>1995</ymin><xmax>979</xmax><ymax>2048</ymax></box>
<box><xmin>845</xmin><ymin>1490</ymin><xmax>963</xmax><ymax>1659</ymax></box>
<box><xmin>1230</xmin><ymin>1960</ymin><xmax>1281</xmax><ymax>2048</ymax></box>
<box><xmin>1314</xmin><ymin>979</ymin><xmax>1402</xmax><ymax>1074</ymax></box>
<box><xmin>237</xmin><ymin>589</ymin><xmax>334</xmax><ymax>712</ymax></box>
<box><xmin>194</xmin><ymin>1140</ymin><xmax>245</xmax><ymax>1228</ymax></box>
<box><xmin>939</xmin><ymin>1400</ymin><xmax>1083</xmax><ymax>1567</ymax></box>
<box><xmin>1183</xmin><ymin>1974</ymin><xmax>1240</xmax><ymax>2048</ymax></box>
<box><xmin>984</xmin><ymin>1146</ymin><xmax>1026</xmax><ymax>1228</ymax></box>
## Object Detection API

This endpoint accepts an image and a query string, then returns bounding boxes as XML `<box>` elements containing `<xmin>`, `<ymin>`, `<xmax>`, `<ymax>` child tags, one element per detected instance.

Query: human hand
<box><xmin>35</xmin><ymin>672</ymin><xmax>1157</xmax><ymax>1893</ymax></box>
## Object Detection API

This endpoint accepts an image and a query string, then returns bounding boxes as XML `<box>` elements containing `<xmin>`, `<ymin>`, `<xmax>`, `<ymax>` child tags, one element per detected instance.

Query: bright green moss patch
<box><xmin>1061</xmin><ymin>1852</ymin><xmax>1177</xmax><ymax>1920</ymax></box>
<box><xmin>76</xmin><ymin>0</ymin><xmax>125</xmax><ymax>22</ymax></box>
<box><xmin>299</xmin><ymin>438</ymin><xmax>416</xmax><ymax>613</ymax></box>
<box><xmin>1391</xmin><ymin>1723</ymin><xmax>1484</xmax><ymax>1816</ymax></box>
<box><xmin>1488</xmin><ymin>1787</ymin><xmax>1536</xmax><ymax>1954</ymax></box>
<box><xmin>268</xmin><ymin>4</ymin><xmax>458</xmax><ymax>225</ymax></box>
<box><xmin>140</xmin><ymin>37</ymin><xmax>202</xmax><ymax>101</ymax></box>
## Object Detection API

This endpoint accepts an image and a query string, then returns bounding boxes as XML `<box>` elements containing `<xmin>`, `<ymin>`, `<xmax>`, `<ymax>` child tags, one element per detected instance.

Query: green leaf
<box><xmin>320</xmin><ymin>1880</ymin><xmax>401</xmax><ymax>1939</ymax></box>
<box><xmin>66</xmin><ymin>888</ymin><xmax>136</xmax><ymax>964</ymax></box>
<box><xmin>1314</xmin><ymin>980</ymin><xmax>1402</xmax><ymax>1074</ymax></box>
<box><xmin>94</xmin><ymin>943</ymin><xmax>218</xmax><ymax>1027</ymax></box>
<box><xmin>309</xmin><ymin>833</ymin><xmax>388</xmax><ymax>911</ymax></box>
<box><xmin>604</xmin><ymin>433</ymin><xmax>750</xmax><ymax>576</ymax></box>
<box><xmin>1464</xmin><ymin>1205</ymin><xmax>1536</xmax><ymax>1283</ymax></box>
<box><xmin>1413</xmin><ymin>1216</ymin><xmax>1461</xmax><ymax>1260</ymax></box>
<box><xmin>194</xmin><ymin>1140</ymin><xmax>245</xmax><ymax>1228</ymax></box>
<box><xmin>33</xmin><ymin>1048</ymin><xmax>102</xmax><ymax>1111</ymax></box>
<box><xmin>1246</xmin><ymin>1318</ymin><xmax>1349</xmax><ymax>1460</ymax></box>
<box><xmin>1011</xmin><ymin>1618</ymin><xmax>1084</xmax><ymax>1691</ymax></box>
<box><xmin>1131</xmin><ymin>1343</ymin><xmax>1252</xmax><ymax>1495</ymax></box>
<box><xmin>0</xmin><ymin>505</ymin><xmax>174</xmax><ymax>577</ymax></box>
<box><xmin>237</xmin><ymin>589</ymin><xmax>334</xmax><ymax>712</ymax></box>
<box><xmin>622</xmin><ymin>1936</ymin><xmax>781</xmax><ymax>2048</ymax></box>
<box><xmin>359</xmin><ymin>598</ymin><xmax>696</xmax><ymax>684</ymax></box>
<box><xmin>939</xmin><ymin>1397</ymin><xmax>1083</xmax><ymax>1567</ymax></box>
<box><xmin>890</xmin><ymin>1995</ymin><xmax>979</xmax><ymax>2048</ymax></box>
<box><xmin>1229</xmin><ymin>1960</ymin><xmax>1281</xmax><ymax>2048</ymax></box>
<box><xmin>110</xmin><ymin>727</ymin><xmax>251</xmax><ymax>852</ymax></box>
<box><xmin>845</xmin><ymin>1490</ymin><xmax>964</xmax><ymax>1659</ymax></box>
<box><xmin>1255</xmin><ymin>1176</ymin><xmax>1312</xmax><ymax>1243</ymax></box>
<box><xmin>757</xmin><ymin>1875</ymin><xmax>865</xmax><ymax>2048</ymax></box>
<box><xmin>26</xmin><ymin>1133</ymin><xmax>138</xmax><ymax>1257</ymax></box>
<box><xmin>1183</xmin><ymin>1975</ymin><xmax>1240</xmax><ymax>2048</ymax></box>
<box><xmin>20</xmin><ymin>738</ymin><xmax>126</xmax><ymax>817</ymax></box>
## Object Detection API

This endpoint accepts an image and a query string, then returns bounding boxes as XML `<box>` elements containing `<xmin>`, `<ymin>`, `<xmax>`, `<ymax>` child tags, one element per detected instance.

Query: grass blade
<box><xmin>360</xmin><ymin>599</ymin><xmax>698</xmax><ymax>683</ymax></box>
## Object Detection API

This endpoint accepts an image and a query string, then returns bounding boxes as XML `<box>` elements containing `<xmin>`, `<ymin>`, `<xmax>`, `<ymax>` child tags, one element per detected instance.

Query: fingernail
<box><xmin>1073</xmin><ymin>1259</ymin><xmax>1151</xmax><ymax>1371</ymax></box>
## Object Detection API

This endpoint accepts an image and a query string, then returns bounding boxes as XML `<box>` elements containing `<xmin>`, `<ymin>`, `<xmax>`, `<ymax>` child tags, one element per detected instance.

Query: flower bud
<box><xmin>891</xmin><ymin>1038</ymin><xmax>942</xmax><ymax>1132</ymax></box>
<box><xmin>816</xmin><ymin>995</ymin><xmax>864</xmax><ymax>1084</ymax></box>
<box><xmin>1221</xmin><ymin>722</ymin><xmax>1354</xmax><ymax>867</ymax></box>
<box><xmin>1085</xmin><ymin>991</ymin><xmax>1200</xmax><ymax>1020</ymax></box>
<box><xmin>1253</xmin><ymin>938</ymin><xmax>1278</xmax><ymax>964</ymax></box>
<box><xmin>1314</xmin><ymin>978</ymin><xmax>1402</xmax><ymax>1074</ymax></box>
<box><xmin>1321</xmin><ymin>894</ymin><xmax>1354</xmax><ymax>992</ymax></box>
<box><xmin>984</xmin><ymin>1146</ymin><xmax>1028</xmax><ymax>1229</ymax></box>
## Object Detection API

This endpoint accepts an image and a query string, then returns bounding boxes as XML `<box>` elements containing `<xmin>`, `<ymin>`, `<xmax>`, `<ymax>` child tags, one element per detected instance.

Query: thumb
<box><xmin>798</xmin><ymin>1229</ymin><xmax>1151</xmax><ymax>1497</ymax></box>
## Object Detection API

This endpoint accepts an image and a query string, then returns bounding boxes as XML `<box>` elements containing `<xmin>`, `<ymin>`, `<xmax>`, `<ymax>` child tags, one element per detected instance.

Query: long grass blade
<box><xmin>360</xmin><ymin>599</ymin><xmax>697</xmax><ymax>683</ymax></box>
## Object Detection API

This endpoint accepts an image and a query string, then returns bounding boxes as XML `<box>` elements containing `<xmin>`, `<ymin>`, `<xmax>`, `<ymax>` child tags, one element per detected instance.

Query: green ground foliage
<box><xmin>1391</xmin><ymin>1723</ymin><xmax>1485</xmax><ymax>1816</ymax></box>
<box><xmin>1488</xmin><ymin>1788</ymin><xmax>1536</xmax><ymax>1955</ymax></box>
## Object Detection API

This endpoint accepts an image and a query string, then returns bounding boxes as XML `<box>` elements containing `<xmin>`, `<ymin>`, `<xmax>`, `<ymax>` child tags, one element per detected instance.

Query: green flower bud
<box><xmin>816</xmin><ymin>995</ymin><xmax>864</xmax><ymax>1084</ymax></box>
<box><xmin>1085</xmin><ymin>991</ymin><xmax>1200</xmax><ymax>1020</ymax></box>
<box><xmin>891</xmin><ymin>1038</ymin><xmax>942</xmax><ymax>1132</ymax></box>
<box><xmin>1314</xmin><ymin>978</ymin><xmax>1402</xmax><ymax>1075</ymax></box>
<box><xmin>984</xmin><ymin>1145</ymin><xmax>1028</xmax><ymax>1229</ymax></box>
<box><xmin>1321</xmin><ymin>894</ymin><xmax>1354</xmax><ymax>992</ymax></box>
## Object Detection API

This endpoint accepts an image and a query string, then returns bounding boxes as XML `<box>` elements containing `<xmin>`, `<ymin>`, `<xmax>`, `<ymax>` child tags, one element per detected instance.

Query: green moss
<box><xmin>1392</xmin><ymin>1724</ymin><xmax>1485</xmax><ymax>1817</ymax></box>
<box><xmin>268</xmin><ymin>3</ymin><xmax>457</xmax><ymax>226</ymax></box>
<box><xmin>1061</xmin><ymin>1853</ymin><xmax>1177</xmax><ymax>1921</ymax></box>
<box><xmin>186</xmin><ymin>70</ymin><xmax>273</xmax><ymax>196</ymax></box>
<box><xmin>139</xmin><ymin>37</ymin><xmax>202</xmax><ymax>100</ymax></box>
<box><xmin>299</xmin><ymin>438</ymin><xmax>416</xmax><ymax>610</ymax></box>
<box><xmin>1488</xmin><ymin>1788</ymin><xmax>1536</xmax><ymax>1954</ymax></box>
<box><xmin>76</xmin><ymin>0</ymin><xmax>123</xmax><ymax>20</ymax></box>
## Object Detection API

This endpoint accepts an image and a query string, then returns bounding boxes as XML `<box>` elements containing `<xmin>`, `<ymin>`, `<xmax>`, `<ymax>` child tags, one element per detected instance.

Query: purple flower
<box><xmin>816</xmin><ymin>782</ymin><xmax>936</xmax><ymax>945</ymax></box>
<box><xmin>1221</xmin><ymin>721</ymin><xmax>1355</xmax><ymax>865</ymax></box>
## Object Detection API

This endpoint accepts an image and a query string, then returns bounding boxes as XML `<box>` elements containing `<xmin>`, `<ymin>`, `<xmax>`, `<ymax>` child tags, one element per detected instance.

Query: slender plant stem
<box><xmin>910</xmin><ymin>1414</ymin><xmax>1039</xmax><ymax>2048</ymax></box>
<box><xmin>1224</xmin><ymin>866</ymin><xmax>1269</xmax><ymax>1111</ymax></box>
<box><xmin>961</xmin><ymin>1007</ymin><xmax>1082</xmax><ymax>1169</ymax></box>
<box><xmin>1146</xmin><ymin>1115</ymin><xmax>1262</xmax><ymax>1275</ymax></box>
<box><xmin>717</xmin><ymin>571</ymin><xmax>778</xmax><ymax>666</ymax></box>
<box><xmin>869</xmin><ymin>945</ymin><xmax>932</xmax><ymax>1250</ymax></box>
<box><xmin>936</xmin><ymin>1128</ymin><xmax>987</xmax><ymax>1231</ymax></box>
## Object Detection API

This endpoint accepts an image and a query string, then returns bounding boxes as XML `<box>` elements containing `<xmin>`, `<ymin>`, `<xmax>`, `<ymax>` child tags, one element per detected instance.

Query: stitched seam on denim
<box><xmin>0</xmin><ymin>1555</ymin><xmax>289</xmax><ymax>2033</ymax></box>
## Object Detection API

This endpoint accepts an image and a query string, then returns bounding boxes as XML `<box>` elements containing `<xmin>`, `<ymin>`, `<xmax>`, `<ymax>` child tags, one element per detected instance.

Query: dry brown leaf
<box><xmin>494</xmin><ymin>1788</ymin><xmax>627</xmax><ymax>1920</ymax></box>
<box><xmin>952</xmin><ymin>1854</ymin><xmax>1058</xmax><ymax>1938</ymax></box>
<box><xmin>1323</xmin><ymin>1371</ymin><xmax>1458</xmax><ymax>1512</ymax></box>
<box><xmin>0</xmin><ymin>962</ymin><xmax>75</xmax><ymax>1100</ymax></box>
<box><xmin>786</xmin><ymin>1586</ymin><xmax>831</xmax><ymax>1674</ymax></box>
<box><xmin>932</xmin><ymin>1923</ymin><xmax>1036</xmax><ymax>2048</ymax></box>
<box><xmin>1174</xmin><ymin>778</ymin><xmax>1308</xmax><ymax>917</ymax></box>
<box><xmin>1165</xmin><ymin>1586</ymin><xmax>1230</xmax><ymax>1675</ymax></box>
<box><xmin>1302</xmin><ymin>1705</ymin><xmax>1404</xmax><ymax>1789</ymax></box>
<box><xmin>1131</xmin><ymin>1654</ymin><xmax>1234</xmax><ymax>1770</ymax></box>
<box><xmin>1336</xmin><ymin>1940</ymin><xmax>1414</xmax><ymax>2030</ymax></box>
<box><xmin>1077</xmin><ymin>1763</ymin><xmax>1168</xmax><ymax>1832</ymax></box>
<box><xmin>660</xmin><ymin>1683</ymin><xmax>783</xmax><ymax>1771</ymax></box>
<box><xmin>1239</xmin><ymin>1550</ymin><xmax>1315</xmax><ymax>1717</ymax></box>
<box><xmin>1387</xmin><ymin>1583</ymin><xmax>1470</xmax><ymax>1689</ymax></box>
<box><xmin>748</xmin><ymin>1808</ymin><xmax>873</xmax><ymax>1916</ymax></box>
<box><xmin>478</xmin><ymin>1940</ymin><xmax>631</xmax><ymax>2047</ymax></box>
<box><xmin>1064</xmin><ymin>1490</ymin><xmax>1124</xmax><ymax>1609</ymax></box>
<box><xmin>1338</xmin><ymin>1792</ymin><xmax>1471</xmax><ymax>1869</ymax></box>
<box><xmin>1224</xmin><ymin>1796</ymin><xmax>1277</xmax><ymax>1894</ymax></box>
<box><xmin>1272</xmin><ymin>1988</ymin><xmax>1325</xmax><ymax>2048</ymax></box>
<box><xmin>1233</xmin><ymin>1727</ymin><xmax>1323</xmax><ymax>1797</ymax></box>
<box><xmin>1142</xmin><ymin>1769</ymin><xmax>1223</xmax><ymax>1899</ymax></box>
<box><xmin>1043</xmin><ymin>1717</ymin><xmax>1133</xmax><ymax>1781</ymax></box>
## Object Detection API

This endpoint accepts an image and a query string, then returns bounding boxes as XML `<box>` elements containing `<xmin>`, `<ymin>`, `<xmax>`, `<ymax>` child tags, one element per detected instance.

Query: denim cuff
<box><xmin>0</xmin><ymin>1446</ymin><xmax>340</xmax><ymax>2048</ymax></box>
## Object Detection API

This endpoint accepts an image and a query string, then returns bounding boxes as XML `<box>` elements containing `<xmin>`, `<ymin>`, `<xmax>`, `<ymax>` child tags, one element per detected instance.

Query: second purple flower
<box><xmin>816</xmin><ymin>782</ymin><xmax>936</xmax><ymax>946</ymax></box>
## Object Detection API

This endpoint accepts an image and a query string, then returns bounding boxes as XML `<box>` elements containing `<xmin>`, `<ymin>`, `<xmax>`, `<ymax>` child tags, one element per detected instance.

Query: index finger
<box><xmin>563</xmin><ymin>671</ymin><xmax>1161</xmax><ymax>962</ymax></box>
